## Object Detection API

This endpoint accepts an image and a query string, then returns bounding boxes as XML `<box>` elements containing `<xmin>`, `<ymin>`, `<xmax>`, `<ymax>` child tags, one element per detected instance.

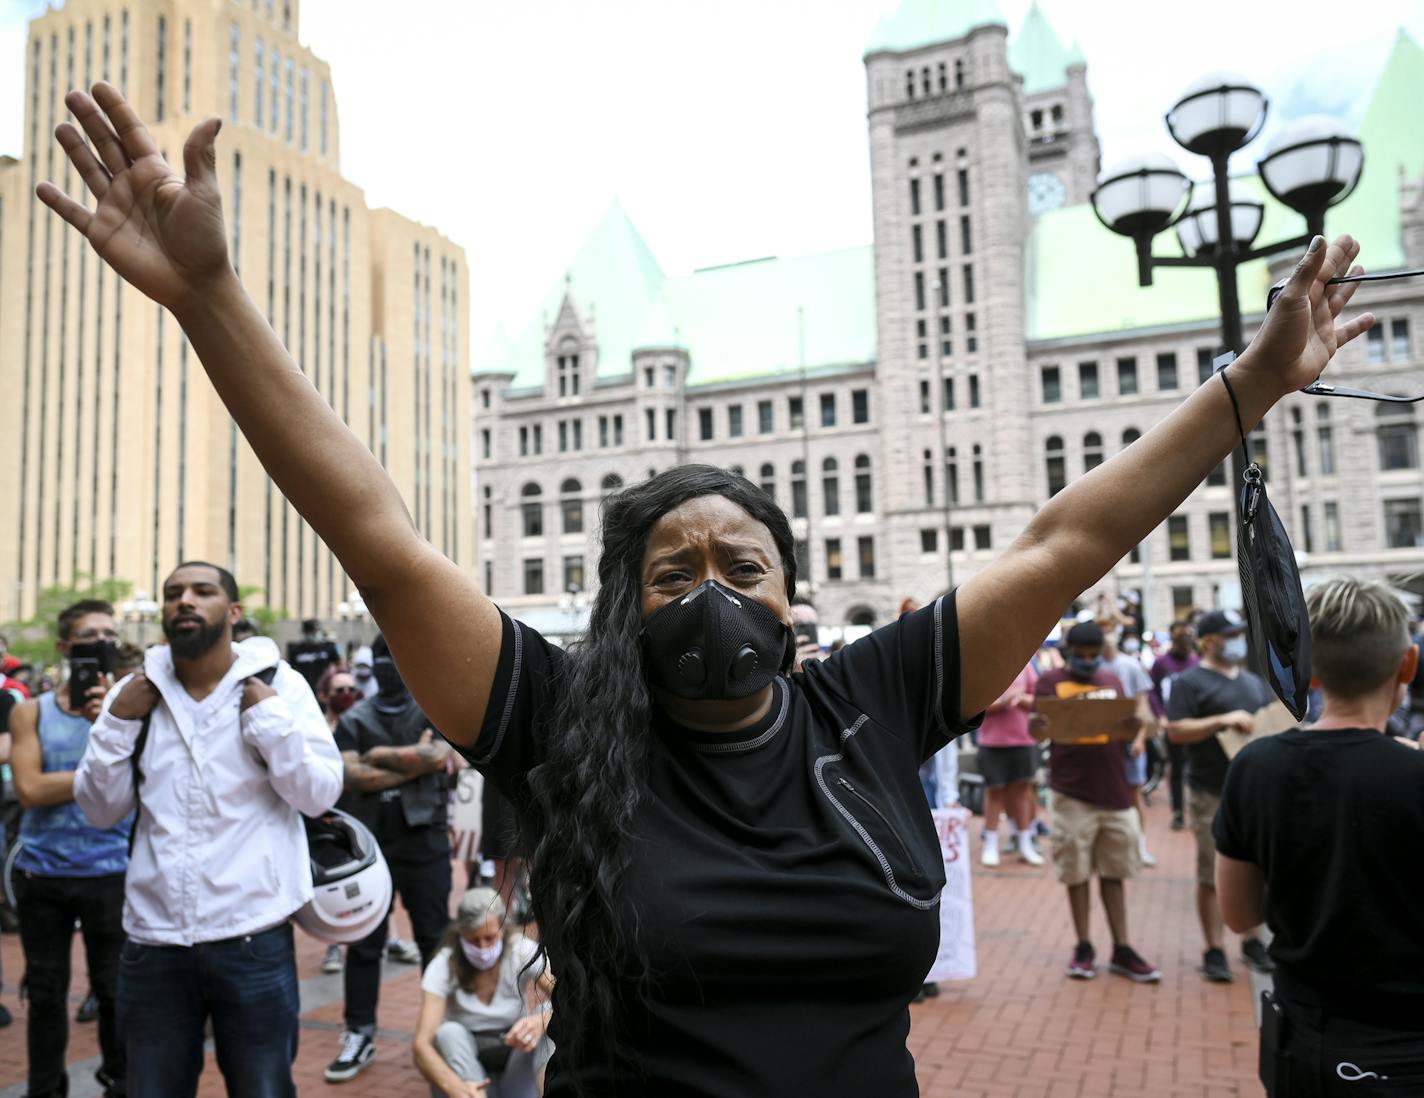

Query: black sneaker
<box><xmin>1241</xmin><ymin>938</ymin><xmax>1276</xmax><ymax>974</ymax></box>
<box><xmin>1171</xmin><ymin>811</ymin><xmax>1186</xmax><ymax>831</ymax></box>
<box><xmin>324</xmin><ymin>1031</ymin><xmax>375</xmax><ymax>1082</ymax></box>
<box><xmin>0</xmin><ymin>1002</ymin><xmax>11</xmax><ymax>1027</ymax></box>
<box><xmin>1203</xmin><ymin>947</ymin><xmax>1233</xmax><ymax>983</ymax></box>
<box><xmin>76</xmin><ymin>989</ymin><xmax>99</xmax><ymax>1023</ymax></box>
<box><xmin>1108</xmin><ymin>944</ymin><xmax>1161</xmax><ymax>983</ymax></box>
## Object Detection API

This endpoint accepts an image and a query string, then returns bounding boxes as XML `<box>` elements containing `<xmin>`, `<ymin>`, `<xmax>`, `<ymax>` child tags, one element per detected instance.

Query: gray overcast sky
<box><xmin>3</xmin><ymin>0</ymin><xmax>1422</xmax><ymax>354</ymax></box>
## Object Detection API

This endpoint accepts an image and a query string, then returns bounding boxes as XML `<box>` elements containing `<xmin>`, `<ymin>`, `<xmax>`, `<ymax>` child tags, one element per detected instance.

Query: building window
<box><xmin>563</xmin><ymin>555</ymin><xmax>584</xmax><ymax>593</ymax></box>
<box><xmin>826</xmin><ymin>538</ymin><xmax>844</xmax><ymax>580</ymax></box>
<box><xmin>854</xmin><ymin>454</ymin><xmax>873</xmax><ymax>513</ymax></box>
<box><xmin>795</xmin><ymin>539</ymin><xmax>810</xmax><ymax>581</ymax></box>
<box><xmin>1078</xmin><ymin>361</ymin><xmax>1099</xmax><ymax>399</ymax></box>
<box><xmin>912</xmin><ymin>224</ymin><xmax>923</xmax><ymax>263</ymax></box>
<box><xmin>698</xmin><ymin>408</ymin><xmax>713</xmax><ymax>441</ymax></box>
<box><xmin>946</xmin><ymin>446</ymin><xmax>960</xmax><ymax>504</ymax></box>
<box><xmin>1197</xmin><ymin>346</ymin><xmax>1215</xmax><ymax>384</ymax></box>
<box><xmin>963</xmin><ymin>263</ymin><xmax>975</xmax><ymax>304</ymax></box>
<box><xmin>644</xmin><ymin>366</ymin><xmax>655</xmax><ymax>388</ymax></box>
<box><xmin>664</xmin><ymin>364</ymin><xmax>677</xmax><ymax>387</ymax></box>
<box><xmin>1385</xmin><ymin>498</ymin><xmax>1423</xmax><ymax>549</ymax></box>
<box><xmin>320</xmin><ymin>79</ymin><xmax>329</xmax><ymax>156</ymax></box>
<box><xmin>561</xmin><ymin>479</ymin><xmax>583</xmax><ymax>535</ymax></box>
<box><xmin>1172</xmin><ymin>585</ymin><xmax>1196</xmax><ymax>621</ymax></box>
<box><xmin>299</xmin><ymin>65</ymin><xmax>309</xmax><ymax>151</ymax></box>
<box><xmin>822</xmin><ymin>458</ymin><xmax>840</xmax><ymax>516</ymax></box>
<box><xmin>965</xmin><ymin>312</ymin><xmax>977</xmax><ymax>353</ymax></box>
<box><xmin>1291</xmin><ymin>407</ymin><xmax>1307</xmax><ymax>477</ymax></box>
<box><xmin>1045</xmin><ymin>436</ymin><xmax>1066</xmax><ymax>496</ymax></box>
<box><xmin>1377</xmin><ymin>404</ymin><xmax>1418</xmax><ymax>470</ymax></box>
<box><xmin>1156</xmin><ymin>351</ymin><xmax>1178</xmax><ymax>391</ymax></box>
<box><xmin>1041</xmin><ymin>365</ymin><xmax>1061</xmax><ymax>403</ymax></box>
<box><xmin>598</xmin><ymin>415</ymin><xmax>609</xmax><ymax>448</ymax></box>
<box><xmin>481</xmin><ymin>485</ymin><xmax>492</xmax><ymax>540</ymax></box>
<box><xmin>933</xmin><ymin>172</ymin><xmax>945</xmax><ymax>212</ymax></box>
<box><xmin>480</xmin><ymin>428</ymin><xmax>491</xmax><ymax>460</ymax></box>
<box><xmin>973</xmin><ymin>525</ymin><xmax>991</xmax><ymax>551</ymax></box>
<box><xmin>919</xmin><ymin>379</ymin><xmax>932</xmax><ymax>414</ymax></box>
<box><xmin>520</xmin><ymin>483</ymin><xmax>543</xmax><ymax>538</ymax></box>
<box><xmin>968</xmin><ymin>374</ymin><xmax>980</xmax><ymax>408</ymax></box>
<box><xmin>1368</xmin><ymin>325</ymin><xmax>1385</xmax><ymax>364</ymax></box>
<box><xmin>601</xmin><ymin>473</ymin><xmax>623</xmax><ymax>497</ymax></box>
<box><xmin>789</xmin><ymin>396</ymin><xmax>804</xmax><ymax>430</ymax></box>
<box><xmin>950</xmin><ymin>527</ymin><xmax>966</xmax><ymax>551</ymax></box>
<box><xmin>914</xmin><ymin>271</ymin><xmax>925</xmax><ymax>312</ymax></box>
<box><xmin>1324</xmin><ymin>501</ymin><xmax>1342</xmax><ymax>551</ymax></box>
<box><xmin>1317</xmin><ymin>404</ymin><xmax>1335</xmax><ymax>475</ymax></box>
<box><xmin>791</xmin><ymin>460</ymin><xmax>808</xmax><ymax>518</ymax></box>
<box><xmin>972</xmin><ymin>444</ymin><xmax>984</xmax><ymax>501</ymax></box>
<box><xmin>1392</xmin><ymin>317</ymin><xmax>1411</xmax><ymax>360</ymax></box>
<box><xmin>858</xmin><ymin>536</ymin><xmax>876</xmax><ymax>579</ymax></box>
<box><xmin>759</xmin><ymin>463</ymin><xmax>776</xmax><ymax>500</ymax></box>
<box><xmin>1117</xmin><ymin>357</ymin><xmax>1138</xmax><ymax>395</ymax></box>
<box><xmin>1250</xmin><ymin>433</ymin><xmax>1267</xmax><ymax>479</ymax></box>
<box><xmin>645</xmin><ymin>408</ymin><xmax>656</xmax><ymax>443</ymax></box>
<box><xmin>557</xmin><ymin>421</ymin><xmax>569</xmax><ymax>453</ymax></box>
<box><xmin>937</xmin><ymin>270</ymin><xmax>949</xmax><ymax>309</ymax></box>
<box><xmin>518</xmin><ymin>426</ymin><xmax>529</xmax><ymax>457</ymax></box>
<box><xmin>852</xmin><ymin>389</ymin><xmax>869</xmax><ymax>424</ymax></box>
<box><xmin>960</xmin><ymin>215</ymin><xmax>972</xmax><ymax>254</ymax></box>
<box><xmin>156</xmin><ymin>15</ymin><xmax>169</xmax><ymax>121</ymax></box>
<box><xmin>936</xmin><ymin>220</ymin><xmax>947</xmax><ymax>259</ymax></box>
<box><xmin>728</xmin><ymin>405</ymin><xmax>744</xmax><ymax>437</ymax></box>
<box><xmin>758</xmin><ymin>400</ymin><xmax>774</xmax><ymax>433</ymax></box>
<box><xmin>255</xmin><ymin>39</ymin><xmax>265</xmax><ymax>122</ymax></box>
<box><xmin>284</xmin><ymin>56</ymin><xmax>294</xmax><ymax>142</ymax></box>
<box><xmin>1168</xmin><ymin>514</ymin><xmax>1191</xmax><ymax>561</ymax></box>
<box><xmin>523</xmin><ymin>558</ymin><xmax>544</xmax><ymax>596</ymax></box>
<box><xmin>613</xmin><ymin>415</ymin><xmax>624</xmax><ymax>446</ymax></box>
<box><xmin>1083</xmin><ymin>432</ymin><xmax>1103</xmax><ymax>472</ymax></box>
<box><xmin>820</xmin><ymin>392</ymin><xmax>836</xmax><ymax>427</ymax></box>
<box><xmin>269</xmin><ymin>47</ymin><xmax>279</xmax><ymax>131</ymax></box>
<box><xmin>665</xmin><ymin>408</ymin><xmax>676</xmax><ymax>441</ymax></box>
<box><xmin>1300</xmin><ymin>503</ymin><xmax>1315</xmax><ymax>554</ymax></box>
<box><xmin>1209</xmin><ymin>512</ymin><xmax>1231</xmax><ymax>558</ymax></box>
<box><xmin>910</xmin><ymin>177</ymin><xmax>921</xmax><ymax>216</ymax></box>
<box><xmin>920</xmin><ymin>529</ymin><xmax>937</xmax><ymax>553</ymax></box>
<box><xmin>956</xmin><ymin>168</ymin><xmax>970</xmax><ymax>206</ymax></box>
<box><xmin>938</xmin><ymin>376</ymin><xmax>952</xmax><ymax>412</ymax></box>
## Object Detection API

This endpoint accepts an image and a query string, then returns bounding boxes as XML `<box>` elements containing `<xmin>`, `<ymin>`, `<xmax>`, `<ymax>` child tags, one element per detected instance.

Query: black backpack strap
<box><xmin>128</xmin><ymin>713</ymin><xmax>152</xmax><ymax>858</ymax></box>
<box><xmin>256</xmin><ymin>665</ymin><xmax>279</xmax><ymax>686</ymax></box>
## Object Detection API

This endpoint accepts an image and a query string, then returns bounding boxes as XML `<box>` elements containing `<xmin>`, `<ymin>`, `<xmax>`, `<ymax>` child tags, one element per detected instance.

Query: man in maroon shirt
<box><xmin>1035</xmin><ymin>622</ymin><xmax>1160</xmax><ymax>982</ymax></box>
<box><xmin>1149</xmin><ymin>620</ymin><xmax>1199</xmax><ymax>829</ymax></box>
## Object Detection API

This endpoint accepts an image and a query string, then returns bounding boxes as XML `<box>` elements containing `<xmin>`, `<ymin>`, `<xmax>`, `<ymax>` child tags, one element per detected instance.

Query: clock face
<box><xmin>1028</xmin><ymin>172</ymin><xmax>1067</xmax><ymax>215</ymax></box>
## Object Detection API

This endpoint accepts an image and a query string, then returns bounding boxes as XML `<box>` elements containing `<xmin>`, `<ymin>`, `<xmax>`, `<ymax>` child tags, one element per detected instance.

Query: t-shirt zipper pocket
<box><xmin>834</xmin><ymin>777</ymin><xmax>920</xmax><ymax>874</ymax></box>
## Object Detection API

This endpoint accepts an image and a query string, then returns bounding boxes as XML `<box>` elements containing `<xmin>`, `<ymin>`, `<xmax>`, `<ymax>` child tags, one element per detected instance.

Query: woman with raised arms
<box><xmin>38</xmin><ymin>84</ymin><xmax>1372</xmax><ymax>1098</ymax></box>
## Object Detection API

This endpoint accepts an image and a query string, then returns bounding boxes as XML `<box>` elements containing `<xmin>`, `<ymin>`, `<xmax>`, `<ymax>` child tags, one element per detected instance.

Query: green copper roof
<box><xmin>865</xmin><ymin>0</ymin><xmax>1005</xmax><ymax>56</ymax></box>
<box><xmin>1008</xmin><ymin>2</ymin><xmax>1079</xmax><ymax>95</ymax></box>
<box><xmin>1028</xmin><ymin>29</ymin><xmax>1424</xmax><ymax>342</ymax></box>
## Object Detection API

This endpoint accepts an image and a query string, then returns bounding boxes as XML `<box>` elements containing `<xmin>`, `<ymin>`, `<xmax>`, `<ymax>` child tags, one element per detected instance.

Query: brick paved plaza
<box><xmin>0</xmin><ymin>797</ymin><xmax>1261</xmax><ymax>1097</ymax></box>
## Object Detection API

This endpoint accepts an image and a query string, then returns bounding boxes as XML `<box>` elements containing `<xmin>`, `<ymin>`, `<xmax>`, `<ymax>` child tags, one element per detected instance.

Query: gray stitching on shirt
<box><xmin>932</xmin><ymin>595</ymin><xmax>949</xmax><ymax>742</ymax></box>
<box><xmin>475</xmin><ymin>618</ymin><xmax>524</xmax><ymax>764</ymax></box>
<box><xmin>690</xmin><ymin>678</ymin><xmax>790</xmax><ymax>755</ymax></box>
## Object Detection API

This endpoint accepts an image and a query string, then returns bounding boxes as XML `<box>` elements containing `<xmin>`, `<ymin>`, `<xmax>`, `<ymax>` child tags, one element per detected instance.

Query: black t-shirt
<box><xmin>1213</xmin><ymin>728</ymin><xmax>1424</xmax><ymax>1025</ymax></box>
<box><xmin>466</xmin><ymin>595</ymin><xmax>978</xmax><ymax>1098</ymax></box>
<box><xmin>286</xmin><ymin>639</ymin><xmax>341</xmax><ymax>691</ymax></box>
<box><xmin>1165</xmin><ymin>664</ymin><xmax>1271</xmax><ymax>795</ymax></box>
<box><xmin>334</xmin><ymin>697</ymin><xmax>450</xmax><ymax>862</ymax></box>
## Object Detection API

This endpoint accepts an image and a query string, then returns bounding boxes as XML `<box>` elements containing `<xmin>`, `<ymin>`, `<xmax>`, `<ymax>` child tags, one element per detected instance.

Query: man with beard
<box><xmin>325</xmin><ymin>634</ymin><xmax>453</xmax><ymax>1083</ymax></box>
<box><xmin>1165</xmin><ymin>608</ymin><xmax>1274</xmax><ymax>984</ymax></box>
<box><xmin>75</xmin><ymin>562</ymin><xmax>343</xmax><ymax>1097</ymax></box>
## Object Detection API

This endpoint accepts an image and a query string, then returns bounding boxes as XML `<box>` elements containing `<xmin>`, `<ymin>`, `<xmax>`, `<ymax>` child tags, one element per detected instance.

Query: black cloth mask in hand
<box><xmin>641</xmin><ymin>579</ymin><xmax>796</xmax><ymax>701</ymax></box>
<box><xmin>372</xmin><ymin>656</ymin><xmax>408</xmax><ymax>701</ymax></box>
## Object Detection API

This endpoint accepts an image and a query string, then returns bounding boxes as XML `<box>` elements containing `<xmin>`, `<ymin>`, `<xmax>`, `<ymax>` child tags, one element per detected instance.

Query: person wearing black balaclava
<box><xmin>36</xmin><ymin>92</ymin><xmax>1376</xmax><ymax>1093</ymax></box>
<box><xmin>1166</xmin><ymin>609</ymin><xmax>1275</xmax><ymax>985</ymax></box>
<box><xmin>325</xmin><ymin>635</ymin><xmax>452</xmax><ymax>1083</ymax></box>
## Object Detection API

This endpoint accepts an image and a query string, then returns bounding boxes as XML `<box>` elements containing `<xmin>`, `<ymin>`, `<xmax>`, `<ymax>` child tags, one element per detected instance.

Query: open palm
<box><xmin>36</xmin><ymin>83</ymin><xmax>229</xmax><ymax>313</ymax></box>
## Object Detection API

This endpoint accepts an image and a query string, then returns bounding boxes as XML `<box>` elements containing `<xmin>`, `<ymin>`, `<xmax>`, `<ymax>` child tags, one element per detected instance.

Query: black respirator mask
<box><xmin>641</xmin><ymin>580</ymin><xmax>796</xmax><ymax>701</ymax></box>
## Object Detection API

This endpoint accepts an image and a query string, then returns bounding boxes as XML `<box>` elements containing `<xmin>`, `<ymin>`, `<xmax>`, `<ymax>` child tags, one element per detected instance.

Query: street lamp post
<box><xmin>119</xmin><ymin>592</ymin><xmax>160</xmax><ymax>648</ymax></box>
<box><xmin>1091</xmin><ymin>74</ymin><xmax>1364</xmax><ymax>622</ymax></box>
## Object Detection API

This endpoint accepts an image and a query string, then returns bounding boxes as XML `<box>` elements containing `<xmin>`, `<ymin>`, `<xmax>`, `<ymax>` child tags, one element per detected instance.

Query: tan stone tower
<box><xmin>0</xmin><ymin>0</ymin><xmax>471</xmax><ymax>622</ymax></box>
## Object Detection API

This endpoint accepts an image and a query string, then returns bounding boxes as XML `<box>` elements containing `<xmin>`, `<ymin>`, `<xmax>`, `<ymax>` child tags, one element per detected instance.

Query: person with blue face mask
<box><xmin>1165</xmin><ymin>609</ymin><xmax>1276</xmax><ymax>985</ymax></box>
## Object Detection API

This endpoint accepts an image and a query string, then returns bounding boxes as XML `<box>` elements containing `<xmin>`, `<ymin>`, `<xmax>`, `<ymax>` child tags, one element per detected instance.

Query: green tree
<box><xmin>1</xmin><ymin>575</ymin><xmax>135</xmax><ymax>667</ymax></box>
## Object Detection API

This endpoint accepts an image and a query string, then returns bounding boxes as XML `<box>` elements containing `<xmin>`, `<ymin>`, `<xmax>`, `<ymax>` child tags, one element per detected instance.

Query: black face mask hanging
<box><xmin>641</xmin><ymin>579</ymin><xmax>796</xmax><ymax>702</ymax></box>
<box><xmin>1216</xmin><ymin>360</ymin><xmax>1312</xmax><ymax>720</ymax></box>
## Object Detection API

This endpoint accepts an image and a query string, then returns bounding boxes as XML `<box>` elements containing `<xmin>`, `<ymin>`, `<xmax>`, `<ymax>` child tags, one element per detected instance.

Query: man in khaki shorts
<box><xmin>1033</xmin><ymin>622</ymin><xmax>1160</xmax><ymax>983</ymax></box>
<box><xmin>1165</xmin><ymin>608</ymin><xmax>1274</xmax><ymax>983</ymax></box>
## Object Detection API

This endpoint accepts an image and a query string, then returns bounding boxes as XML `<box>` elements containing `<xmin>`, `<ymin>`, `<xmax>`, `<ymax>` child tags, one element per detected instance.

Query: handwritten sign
<box><xmin>1033</xmin><ymin>696</ymin><xmax>1140</xmax><ymax>743</ymax></box>
<box><xmin>447</xmin><ymin>768</ymin><xmax>484</xmax><ymax>864</ymax></box>
<box><xmin>1217</xmin><ymin>700</ymin><xmax>1298</xmax><ymax>760</ymax></box>
<box><xmin>926</xmin><ymin>806</ymin><xmax>976</xmax><ymax>983</ymax></box>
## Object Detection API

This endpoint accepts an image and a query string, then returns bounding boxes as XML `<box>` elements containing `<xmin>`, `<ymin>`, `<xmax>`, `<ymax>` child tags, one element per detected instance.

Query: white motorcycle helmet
<box><xmin>293</xmin><ymin>809</ymin><xmax>391</xmax><ymax>944</ymax></box>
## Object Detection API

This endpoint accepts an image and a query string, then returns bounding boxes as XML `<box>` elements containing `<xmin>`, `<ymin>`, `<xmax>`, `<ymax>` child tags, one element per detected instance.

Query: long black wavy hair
<box><xmin>522</xmin><ymin>464</ymin><xmax>797</xmax><ymax>1085</ymax></box>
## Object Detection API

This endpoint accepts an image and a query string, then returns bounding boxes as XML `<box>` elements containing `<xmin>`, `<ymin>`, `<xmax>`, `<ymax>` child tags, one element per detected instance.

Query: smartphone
<box><xmin>69</xmin><ymin>640</ymin><xmax>117</xmax><ymax>674</ymax></box>
<box><xmin>69</xmin><ymin>657</ymin><xmax>102</xmax><ymax>710</ymax></box>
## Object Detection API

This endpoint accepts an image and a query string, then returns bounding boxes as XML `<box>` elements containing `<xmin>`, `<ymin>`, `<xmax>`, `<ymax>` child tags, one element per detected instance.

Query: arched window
<box><xmin>1045</xmin><ymin>436</ymin><xmax>1066</xmax><ymax>497</ymax></box>
<box><xmin>848</xmin><ymin>605</ymin><xmax>877</xmax><ymax>628</ymax></box>
<box><xmin>1377</xmin><ymin>403</ymin><xmax>1419</xmax><ymax>470</ymax></box>
<box><xmin>791</xmin><ymin>460</ymin><xmax>808</xmax><ymax>518</ymax></box>
<box><xmin>905</xmin><ymin>69</ymin><xmax>915</xmax><ymax>99</ymax></box>
<box><xmin>936</xmin><ymin>62</ymin><xmax>947</xmax><ymax>93</ymax></box>
<box><xmin>560</xmin><ymin>477</ymin><xmax>583</xmax><ymax>535</ymax></box>
<box><xmin>921</xmin><ymin>67</ymin><xmax>931</xmax><ymax>96</ymax></box>
<box><xmin>953</xmin><ymin>58</ymin><xmax>965</xmax><ymax>88</ymax></box>
<box><xmin>759</xmin><ymin>462</ymin><xmax>776</xmax><ymax>501</ymax></box>
<box><xmin>1121</xmin><ymin>427</ymin><xmax>1141</xmax><ymax>448</ymax></box>
<box><xmin>854</xmin><ymin>454</ymin><xmax>873</xmax><ymax>513</ymax></box>
<box><xmin>822</xmin><ymin>457</ymin><xmax>840</xmax><ymax>516</ymax></box>
<box><xmin>946</xmin><ymin>446</ymin><xmax>960</xmax><ymax>504</ymax></box>
<box><xmin>600</xmin><ymin>473</ymin><xmax>623</xmax><ymax>498</ymax></box>
<box><xmin>520</xmin><ymin>482</ymin><xmax>543</xmax><ymax>538</ymax></box>
<box><xmin>1083</xmin><ymin>431</ymin><xmax>1104</xmax><ymax>472</ymax></box>
<box><xmin>972</xmin><ymin>443</ymin><xmax>984</xmax><ymax>502</ymax></box>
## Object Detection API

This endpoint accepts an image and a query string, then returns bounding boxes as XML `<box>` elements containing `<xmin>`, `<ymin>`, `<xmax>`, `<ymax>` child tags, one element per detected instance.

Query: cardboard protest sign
<box><xmin>1033</xmin><ymin>696</ymin><xmax>1140</xmax><ymax>743</ymax></box>
<box><xmin>1217</xmin><ymin>700</ymin><xmax>1298</xmax><ymax>761</ymax></box>
<box><xmin>926</xmin><ymin>806</ymin><xmax>976</xmax><ymax>983</ymax></box>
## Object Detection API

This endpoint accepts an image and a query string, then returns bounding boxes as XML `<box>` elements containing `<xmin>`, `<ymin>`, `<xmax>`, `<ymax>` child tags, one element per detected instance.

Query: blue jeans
<box><xmin>117</xmin><ymin>922</ymin><xmax>300</xmax><ymax>1098</ymax></box>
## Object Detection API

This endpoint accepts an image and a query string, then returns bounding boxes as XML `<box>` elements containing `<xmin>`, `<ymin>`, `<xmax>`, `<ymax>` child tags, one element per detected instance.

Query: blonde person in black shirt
<box><xmin>38</xmin><ymin>83</ymin><xmax>1375</xmax><ymax>1097</ymax></box>
<box><xmin>1215</xmin><ymin>579</ymin><xmax>1424</xmax><ymax>1096</ymax></box>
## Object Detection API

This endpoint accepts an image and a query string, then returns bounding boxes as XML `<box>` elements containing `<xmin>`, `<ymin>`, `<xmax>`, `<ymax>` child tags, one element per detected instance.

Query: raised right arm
<box><xmin>38</xmin><ymin>84</ymin><xmax>500</xmax><ymax>748</ymax></box>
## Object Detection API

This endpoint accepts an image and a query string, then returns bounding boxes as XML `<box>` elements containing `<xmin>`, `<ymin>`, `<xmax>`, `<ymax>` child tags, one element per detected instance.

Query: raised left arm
<box><xmin>1216</xmin><ymin>852</ymin><xmax>1266</xmax><ymax>931</ymax></box>
<box><xmin>956</xmin><ymin>235</ymin><xmax>1372</xmax><ymax>717</ymax></box>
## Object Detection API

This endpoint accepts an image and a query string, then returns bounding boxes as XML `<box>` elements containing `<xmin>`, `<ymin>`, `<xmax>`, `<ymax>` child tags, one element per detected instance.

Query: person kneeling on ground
<box><xmin>413</xmin><ymin>887</ymin><xmax>553</xmax><ymax>1098</ymax></box>
<box><xmin>1034</xmin><ymin>621</ymin><xmax>1159</xmax><ymax>983</ymax></box>
<box><xmin>1215</xmin><ymin>578</ymin><xmax>1424</xmax><ymax>1097</ymax></box>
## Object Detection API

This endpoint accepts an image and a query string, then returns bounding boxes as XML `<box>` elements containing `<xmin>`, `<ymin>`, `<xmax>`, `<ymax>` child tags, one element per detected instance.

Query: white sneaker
<box><xmin>321</xmin><ymin>944</ymin><xmax>343</xmax><ymax>974</ymax></box>
<box><xmin>980</xmin><ymin>837</ymin><xmax>1001</xmax><ymax>867</ymax></box>
<box><xmin>1140</xmin><ymin>846</ymin><xmax>1158</xmax><ymax>867</ymax></box>
<box><xmin>1018</xmin><ymin>838</ymin><xmax>1045</xmax><ymax>866</ymax></box>
<box><xmin>385</xmin><ymin>937</ymin><xmax>421</xmax><ymax>965</ymax></box>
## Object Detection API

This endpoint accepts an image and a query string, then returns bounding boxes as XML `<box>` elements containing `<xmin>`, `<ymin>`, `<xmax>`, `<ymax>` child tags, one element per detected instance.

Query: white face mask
<box><xmin>460</xmin><ymin>936</ymin><xmax>503</xmax><ymax>971</ymax></box>
<box><xmin>1220</xmin><ymin>635</ymin><xmax>1249</xmax><ymax>663</ymax></box>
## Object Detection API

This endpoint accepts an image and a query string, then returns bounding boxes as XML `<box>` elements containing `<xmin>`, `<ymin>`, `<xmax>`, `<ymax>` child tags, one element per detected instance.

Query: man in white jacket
<box><xmin>76</xmin><ymin>562</ymin><xmax>344</xmax><ymax>1098</ymax></box>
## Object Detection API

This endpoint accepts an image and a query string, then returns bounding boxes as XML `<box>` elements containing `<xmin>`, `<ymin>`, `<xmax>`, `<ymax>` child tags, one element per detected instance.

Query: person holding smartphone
<box><xmin>9</xmin><ymin>599</ymin><xmax>131</xmax><ymax>1098</ymax></box>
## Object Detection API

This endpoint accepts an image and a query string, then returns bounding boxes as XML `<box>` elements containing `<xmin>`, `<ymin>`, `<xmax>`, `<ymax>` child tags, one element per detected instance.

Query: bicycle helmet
<box><xmin>292</xmin><ymin>809</ymin><xmax>391</xmax><ymax>943</ymax></box>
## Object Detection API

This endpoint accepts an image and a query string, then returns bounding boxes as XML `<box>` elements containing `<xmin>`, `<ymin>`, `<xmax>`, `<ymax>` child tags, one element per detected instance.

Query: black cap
<box><xmin>1065</xmin><ymin>621</ymin><xmax>1104</xmax><ymax>648</ymax></box>
<box><xmin>1197</xmin><ymin>608</ymin><xmax>1247</xmax><ymax>637</ymax></box>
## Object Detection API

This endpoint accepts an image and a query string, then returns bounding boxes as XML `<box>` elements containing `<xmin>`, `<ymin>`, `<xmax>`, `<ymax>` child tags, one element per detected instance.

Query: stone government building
<box><xmin>474</xmin><ymin>2</ymin><xmax>1424</xmax><ymax>637</ymax></box>
<box><xmin>0</xmin><ymin>0</ymin><xmax>472</xmax><ymax>621</ymax></box>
